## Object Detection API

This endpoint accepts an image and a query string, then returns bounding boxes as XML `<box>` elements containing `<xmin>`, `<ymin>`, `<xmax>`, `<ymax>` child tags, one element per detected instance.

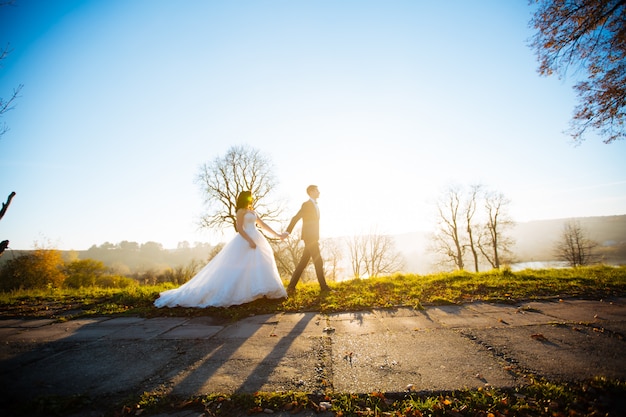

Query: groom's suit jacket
<box><xmin>286</xmin><ymin>199</ymin><xmax>319</xmax><ymax>243</ymax></box>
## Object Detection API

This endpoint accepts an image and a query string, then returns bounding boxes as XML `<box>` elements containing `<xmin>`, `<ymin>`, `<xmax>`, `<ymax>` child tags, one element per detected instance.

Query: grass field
<box><xmin>2</xmin><ymin>265</ymin><xmax>625</xmax><ymax>416</ymax></box>
<box><xmin>1</xmin><ymin>265</ymin><xmax>625</xmax><ymax>322</ymax></box>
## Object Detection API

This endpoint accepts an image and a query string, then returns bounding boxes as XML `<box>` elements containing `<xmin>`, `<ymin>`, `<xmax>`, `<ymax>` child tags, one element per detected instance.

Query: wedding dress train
<box><xmin>154</xmin><ymin>211</ymin><xmax>287</xmax><ymax>308</ymax></box>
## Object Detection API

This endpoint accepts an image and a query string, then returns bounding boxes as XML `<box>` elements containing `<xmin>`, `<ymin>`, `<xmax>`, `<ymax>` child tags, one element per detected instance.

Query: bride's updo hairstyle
<box><xmin>236</xmin><ymin>191</ymin><xmax>253</xmax><ymax>211</ymax></box>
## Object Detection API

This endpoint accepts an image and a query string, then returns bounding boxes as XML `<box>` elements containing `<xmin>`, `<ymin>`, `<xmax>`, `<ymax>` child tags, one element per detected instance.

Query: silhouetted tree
<box><xmin>432</xmin><ymin>186</ymin><xmax>466</xmax><ymax>270</ymax></box>
<box><xmin>1</xmin><ymin>5</ymin><xmax>22</xmax><ymax>254</ymax></box>
<box><xmin>0</xmin><ymin>191</ymin><xmax>16</xmax><ymax>255</ymax></box>
<box><xmin>320</xmin><ymin>238</ymin><xmax>344</xmax><ymax>282</ymax></box>
<box><xmin>196</xmin><ymin>144</ymin><xmax>283</xmax><ymax>233</ymax></box>
<box><xmin>432</xmin><ymin>185</ymin><xmax>514</xmax><ymax>271</ymax></box>
<box><xmin>465</xmin><ymin>184</ymin><xmax>482</xmax><ymax>272</ymax></box>
<box><xmin>347</xmin><ymin>228</ymin><xmax>404</xmax><ymax>278</ymax></box>
<box><xmin>479</xmin><ymin>190</ymin><xmax>515</xmax><ymax>269</ymax></box>
<box><xmin>529</xmin><ymin>0</ymin><xmax>626</xmax><ymax>143</ymax></box>
<box><xmin>346</xmin><ymin>234</ymin><xmax>367</xmax><ymax>278</ymax></box>
<box><xmin>553</xmin><ymin>219</ymin><xmax>599</xmax><ymax>266</ymax></box>
<box><xmin>271</xmin><ymin>228</ymin><xmax>332</xmax><ymax>283</ymax></box>
<box><xmin>271</xmin><ymin>231</ymin><xmax>303</xmax><ymax>280</ymax></box>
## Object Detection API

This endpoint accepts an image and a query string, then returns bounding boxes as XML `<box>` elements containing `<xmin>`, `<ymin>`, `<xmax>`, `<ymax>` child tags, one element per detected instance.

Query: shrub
<box><xmin>0</xmin><ymin>249</ymin><xmax>66</xmax><ymax>291</ymax></box>
<box><xmin>95</xmin><ymin>274</ymin><xmax>138</xmax><ymax>288</ymax></box>
<box><xmin>64</xmin><ymin>259</ymin><xmax>108</xmax><ymax>288</ymax></box>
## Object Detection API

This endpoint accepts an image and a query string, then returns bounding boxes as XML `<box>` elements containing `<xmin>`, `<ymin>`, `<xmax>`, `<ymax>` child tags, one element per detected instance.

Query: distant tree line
<box><xmin>0</xmin><ymin>249</ymin><xmax>137</xmax><ymax>291</ymax></box>
<box><xmin>0</xmin><ymin>241</ymin><xmax>215</xmax><ymax>291</ymax></box>
<box><xmin>83</xmin><ymin>240</ymin><xmax>215</xmax><ymax>275</ymax></box>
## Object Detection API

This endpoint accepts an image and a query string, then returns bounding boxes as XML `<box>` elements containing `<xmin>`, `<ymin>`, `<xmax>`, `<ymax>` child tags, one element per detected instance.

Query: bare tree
<box><xmin>553</xmin><ymin>220</ymin><xmax>599</xmax><ymax>267</ymax></box>
<box><xmin>320</xmin><ymin>238</ymin><xmax>343</xmax><ymax>282</ymax></box>
<box><xmin>347</xmin><ymin>229</ymin><xmax>405</xmax><ymax>278</ymax></box>
<box><xmin>431</xmin><ymin>185</ymin><xmax>515</xmax><ymax>272</ymax></box>
<box><xmin>271</xmin><ymin>231</ymin><xmax>304</xmax><ymax>280</ymax></box>
<box><xmin>196</xmin><ymin>145</ymin><xmax>283</xmax><ymax>233</ymax></box>
<box><xmin>271</xmin><ymin>227</ymin><xmax>345</xmax><ymax>282</ymax></box>
<box><xmin>346</xmin><ymin>234</ymin><xmax>367</xmax><ymax>278</ymax></box>
<box><xmin>465</xmin><ymin>184</ymin><xmax>482</xmax><ymax>272</ymax></box>
<box><xmin>363</xmin><ymin>231</ymin><xmax>405</xmax><ymax>278</ymax></box>
<box><xmin>529</xmin><ymin>0</ymin><xmax>626</xmax><ymax>144</ymax></box>
<box><xmin>432</xmin><ymin>186</ymin><xmax>466</xmax><ymax>270</ymax></box>
<box><xmin>479</xmin><ymin>191</ymin><xmax>515</xmax><ymax>269</ymax></box>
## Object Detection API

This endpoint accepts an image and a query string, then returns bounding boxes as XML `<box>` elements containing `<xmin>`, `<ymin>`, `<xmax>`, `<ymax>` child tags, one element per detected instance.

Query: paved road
<box><xmin>1</xmin><ymin>297</ymin><xmax>625</xmax><ymax>416</ymax></box>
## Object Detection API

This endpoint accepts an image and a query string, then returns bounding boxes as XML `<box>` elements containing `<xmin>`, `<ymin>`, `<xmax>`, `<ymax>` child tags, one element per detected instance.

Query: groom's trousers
<box><xmin>288</xmin><ymin>240</ymin><xmax>328</xmax><ymax>290</ymax></box>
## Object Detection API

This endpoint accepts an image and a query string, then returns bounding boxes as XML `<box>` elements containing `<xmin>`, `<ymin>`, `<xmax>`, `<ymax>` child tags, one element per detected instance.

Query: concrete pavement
<box><xmin>1</xmin><ymin>297</ymin><xmax>625</xmax><ymax>415</ymax></box>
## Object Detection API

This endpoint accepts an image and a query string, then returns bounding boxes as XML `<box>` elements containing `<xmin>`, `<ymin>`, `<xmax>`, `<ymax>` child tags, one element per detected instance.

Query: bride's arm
<box><xmin>255</xmin><ymin>215</ymin><xmax>282</xmax><ymax>239</ymax></box>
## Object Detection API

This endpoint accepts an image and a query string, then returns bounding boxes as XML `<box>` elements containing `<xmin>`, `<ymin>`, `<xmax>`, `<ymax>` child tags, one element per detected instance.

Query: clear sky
<box><xmin>1</xmin><ymin>0</ymin><xmax>625</xmax><ymax>251</ymax></box>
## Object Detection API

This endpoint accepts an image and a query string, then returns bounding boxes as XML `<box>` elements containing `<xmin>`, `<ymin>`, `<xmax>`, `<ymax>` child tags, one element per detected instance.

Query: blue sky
<box><xmin>1</xmin><ymin>0</ymin><xmax>625</xmax><ymax>251</ymax></box>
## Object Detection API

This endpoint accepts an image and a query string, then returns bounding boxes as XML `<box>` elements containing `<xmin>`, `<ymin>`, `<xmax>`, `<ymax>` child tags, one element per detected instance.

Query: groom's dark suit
<box><xmin>286</xmin><ymin>199</ymin><xmax>329</xmax><ymax>291</ymax></box>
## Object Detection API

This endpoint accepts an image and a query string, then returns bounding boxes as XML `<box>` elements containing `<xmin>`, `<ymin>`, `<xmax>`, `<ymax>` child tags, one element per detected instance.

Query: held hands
<box><xmin>248</xmin><ymin>241</ymin><xmax>257</xmax><ymax>249</ymax></box>
<box><xmin>279</xmin><ymin>232</ymin><xmax>289</xmax><ymax>241</ymax></box>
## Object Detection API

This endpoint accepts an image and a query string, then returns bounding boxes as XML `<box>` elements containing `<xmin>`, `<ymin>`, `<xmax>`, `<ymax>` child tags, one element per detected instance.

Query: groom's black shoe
<box><xmin>286</xmin><ymin>286</ymin><xmax>296</xmax><ymax>295</ymax></box>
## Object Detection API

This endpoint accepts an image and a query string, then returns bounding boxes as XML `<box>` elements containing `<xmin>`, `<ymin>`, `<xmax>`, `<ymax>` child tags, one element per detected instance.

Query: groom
<box><xmin>285</xmin><ymin>185</ymin><xmax>331</xmax><ymax>293</ymax></box>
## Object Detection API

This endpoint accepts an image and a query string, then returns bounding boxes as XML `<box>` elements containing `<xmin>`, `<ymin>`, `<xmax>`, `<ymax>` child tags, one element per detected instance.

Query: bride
<box><xmin>154</xmin><ymin>191</ymin><xmax>288</xmax><ymax>308</ymax></box>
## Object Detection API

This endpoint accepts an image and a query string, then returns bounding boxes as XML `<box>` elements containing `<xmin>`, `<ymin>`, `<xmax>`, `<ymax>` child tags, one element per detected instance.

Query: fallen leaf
<box><xmin>531</xmin><ymin>333</ymin><xmax>547</xmax><ymax>341</ymax></box>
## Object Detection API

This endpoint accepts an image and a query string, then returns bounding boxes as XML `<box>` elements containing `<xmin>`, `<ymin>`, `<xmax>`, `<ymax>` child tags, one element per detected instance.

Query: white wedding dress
<box><xmin>154</xmin><ymin>211</ymin><xmax>287</xmax><ymax>308</ymax></box>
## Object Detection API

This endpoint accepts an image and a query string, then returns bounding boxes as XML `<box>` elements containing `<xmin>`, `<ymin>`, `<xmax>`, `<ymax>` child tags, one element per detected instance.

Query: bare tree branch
<box><xmin>195</xmin><ymin>144</ymin><xmax>283</xmax><ymax>233</ymax></box>
<box><xmin>0</xmin><ymin>191</ymin><xmax>16</xmax><ymax>221</ymax></box>
<box><xmin>529</xmin><ymin>0</ymin><xmax>626</xmax><ymax>143</ymax></box>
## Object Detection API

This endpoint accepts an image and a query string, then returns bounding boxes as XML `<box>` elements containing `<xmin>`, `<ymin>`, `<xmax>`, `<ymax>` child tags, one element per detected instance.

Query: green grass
<box><xmin>1</xmin><ymin>265</ymin><xmax>625</xmax><ymax>322</ymax></box>
<box><xmin>2</xmin><ymin>266</ymin><xmax>625</xmax><ymax>416</ymax></box>
<box><xmin>23</xmin><ymin>376</ymin><xmax>624</xmax><ymax>416</ymax></box>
